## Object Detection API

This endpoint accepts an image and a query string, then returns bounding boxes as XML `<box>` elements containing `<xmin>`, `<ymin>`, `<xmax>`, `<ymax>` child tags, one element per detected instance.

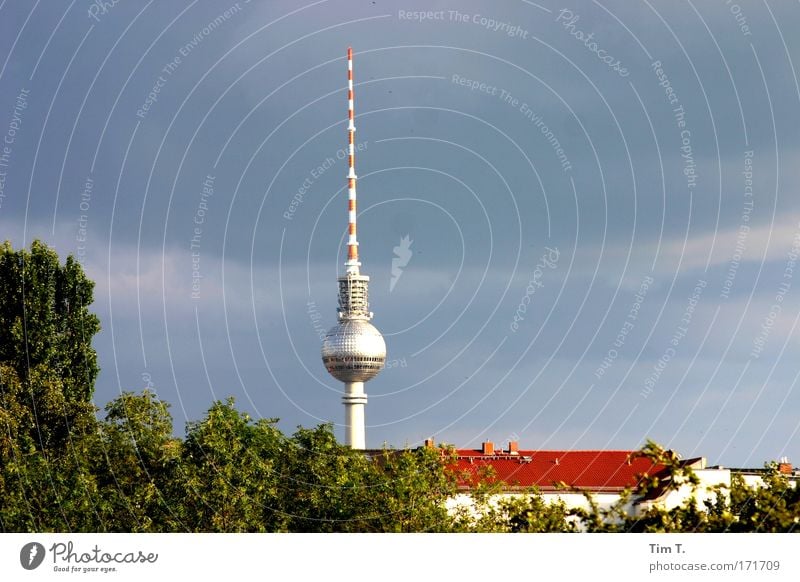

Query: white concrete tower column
<box><xmin>343</xmin><ymin>382</ymin><xmax>367</xmax><ymax>449</ymax></box>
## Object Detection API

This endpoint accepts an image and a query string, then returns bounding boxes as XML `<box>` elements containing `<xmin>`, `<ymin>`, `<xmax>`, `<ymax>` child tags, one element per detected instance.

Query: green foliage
<box><xmin>0</xmin><ymin>365</ymin><xmax>102</xmax><ymax>531</ymax></box>
<box><xmin>0</xmin><ymin>242</ymin><xmax>102</xmax><ymax>531</ymax></box>
<box><xmin>94</xmin><ymin>390</ymin><xmax>181</xmax><ymax>532</ymax></box>
<box><xmin>170</xmin><ymin>406</ymin><xmax>463</xmax><ymax>532</ymax></box>
<box><xmin>466</xmin><ymin>486</ymin><xmax>576</xmax><ymax>533</ymax></box>
<box><xmin>276</xmin><ymin>423</ymin><xmax>368</xmax><ymax>531</ymax></box>
<box><xmin>0</xmin><ymin>240</ymin><xmax>100</xmax><ymax>403</ymax></box>
<box><xmin>177</xmin><ymin>399</ymin><xmax>284</xmax><ymax>532</ymax></box>
<box><xmin>724</xmin><ymin>465</ymin><xmax>800</xmax><ymax>532</ymax></box>
<box><xmin>630</xmin><ymin>439</ymin><xmax>700</xmax><ymax>497</ymax></box>
<box><xmin>360</xmin><ymin>445</ymin><xmax>460</xmax><ymax>532</ymax></box>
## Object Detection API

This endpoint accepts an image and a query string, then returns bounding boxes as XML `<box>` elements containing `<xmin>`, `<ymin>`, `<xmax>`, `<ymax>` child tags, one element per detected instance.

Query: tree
<box><xmin>464</xmin><ymin>484</ymin><xmax>576</xmax><ymax>533</ymax></box>
<box><xmin>724</xmin><ymin>464</ymin><xmax>800</xmax><ymax>532</ymax></box>
<box><xmin>0</xmin><ymin>363</ymin><xmax>104</xmax><ymax>531</ymax></box>
<box><xmin>94</xmin><ymin>390</ymin><xmax>182</xmax><ymax>531</ymax></box>
<box><xmin>177</xmin><ymin>398</ymin><xmax>285</xmax><ymax>532</ymax></box>
<box><xmin>499</xmin><ymin>491</ymin><xmax>575</xmax><ymax>532</ymax></box>
<box><xmin>0</xmin><ymin>240</ymin><xmax>100</xmax><ymax>477</ymax></box>
<box><xmin>0</xmin><ymin>240</ymin><xmax>100</xmax><ymax>404</ymax></box>
<box><xmin>278</xmin><ymin>423</ymin><xmax>379</xmax><ymax>532</ymax></box>
<box><xmin>361</xmin><ymin>445</ymin><xmax>460</xmax><ymax>532</ymax></box>
<box><xmin>0</xmin><ymin>241</ymin><xmax>102</xmax><ymax>531</ymax></box>
<box><xmin>617</xmin><ymin>439</ymin><xmax>703</xmax><ymax>533</ymax></box>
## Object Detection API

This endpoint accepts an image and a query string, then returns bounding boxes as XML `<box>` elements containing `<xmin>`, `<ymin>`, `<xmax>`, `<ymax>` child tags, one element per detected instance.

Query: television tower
<box><xmin>321</xmin><ymin>47</ymin><xmax>386</xmax><ymax>450</ymax></box>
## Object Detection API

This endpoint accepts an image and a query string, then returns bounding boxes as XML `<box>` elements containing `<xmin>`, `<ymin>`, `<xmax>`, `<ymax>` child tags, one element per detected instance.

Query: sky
<box><xmin>0</xmin><ymin>0</ymin><xmax>798</xmax><ymax>467</ymax></box>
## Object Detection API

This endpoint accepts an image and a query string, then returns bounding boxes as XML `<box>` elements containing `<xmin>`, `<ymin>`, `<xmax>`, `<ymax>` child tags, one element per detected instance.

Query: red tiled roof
<box><xmin>452</xmin><ymin>449</ymin><xmax>665</xmax><ymax>492</ymax></box>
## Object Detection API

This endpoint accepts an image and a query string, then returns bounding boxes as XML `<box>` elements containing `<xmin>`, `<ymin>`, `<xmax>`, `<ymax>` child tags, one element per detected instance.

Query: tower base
<box><xmin>342</xmin><ymin>381</ymin><xmax>368</xmax><ymax>449</ymax></box>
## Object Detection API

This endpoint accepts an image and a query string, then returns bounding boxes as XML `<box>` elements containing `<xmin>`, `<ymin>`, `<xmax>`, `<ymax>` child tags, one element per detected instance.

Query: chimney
<box><xmin>482</xmin><ymin>441</ymin><xmax>494</xmax><ymax>455</ymax></box>
<box><xmin>424</xmin><ymin>438</ymin><xmax>435</xmax><ymax>448</ymax></box>
<box><xmin>508</xmin><ymin>440</ymin><xmax>519</xmax><ymax>454</ymax></box>
<box><xmin>778</xmin><ymin>457</ymin><xmax>792</xmax><ymax>475</ymax></box>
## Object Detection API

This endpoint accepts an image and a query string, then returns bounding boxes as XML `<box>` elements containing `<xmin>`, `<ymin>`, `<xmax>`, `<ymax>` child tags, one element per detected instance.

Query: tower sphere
<box><xmin>322</xmin><ymin>319</ymin><xmax>386</xmax><ymax>383</ymax></box>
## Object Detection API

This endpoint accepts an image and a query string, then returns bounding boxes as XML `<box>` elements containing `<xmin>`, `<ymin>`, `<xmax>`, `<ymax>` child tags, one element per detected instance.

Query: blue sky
<box><xmin>1</xmin><ymin>0</ymin><xmax>799</xmax><ymax>467</ymax></box>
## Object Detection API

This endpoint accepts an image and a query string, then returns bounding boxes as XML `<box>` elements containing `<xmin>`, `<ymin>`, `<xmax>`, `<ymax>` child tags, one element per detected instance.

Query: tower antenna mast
<box><xmin>345</xmin><ymin>46</ymin><xmax>360</xmax><ymax>274</ymax></box>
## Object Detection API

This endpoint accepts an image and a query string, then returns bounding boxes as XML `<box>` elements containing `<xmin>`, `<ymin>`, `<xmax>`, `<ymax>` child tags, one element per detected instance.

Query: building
<box><xmin>441</xmin><ymin>439</ymin><xmax>798</xmax><ymax>519</ymax></box>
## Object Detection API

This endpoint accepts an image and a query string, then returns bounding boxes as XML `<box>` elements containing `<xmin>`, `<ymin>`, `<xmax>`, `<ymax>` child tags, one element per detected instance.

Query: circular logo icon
<box><xmin>20</xmin><ymin>542</ymin><xmax>46</xmax><ymax>570</ymax></box>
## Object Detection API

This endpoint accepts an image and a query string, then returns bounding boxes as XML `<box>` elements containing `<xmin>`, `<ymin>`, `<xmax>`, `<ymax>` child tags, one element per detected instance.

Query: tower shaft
<box><xmin>343</xmin><ymin>46</ymin><xmax>365</xmax><ymax>449</ymax></box>
<box><xmin>321</xmin><ymin>47</ymin><xmax>386</xmax><ymax>451</ymax></box>
<box><xmin>343</xmin><ymin>382</ymin><xmax>367</xmax><ymax>449</ymax></box>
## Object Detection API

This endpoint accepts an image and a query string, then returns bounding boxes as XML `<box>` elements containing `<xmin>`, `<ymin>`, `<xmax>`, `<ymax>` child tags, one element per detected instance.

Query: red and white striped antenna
<box><xmin>345</xmin><ymin>46</ymin><xmax>360</xmax><ymax>274</ymax></box>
